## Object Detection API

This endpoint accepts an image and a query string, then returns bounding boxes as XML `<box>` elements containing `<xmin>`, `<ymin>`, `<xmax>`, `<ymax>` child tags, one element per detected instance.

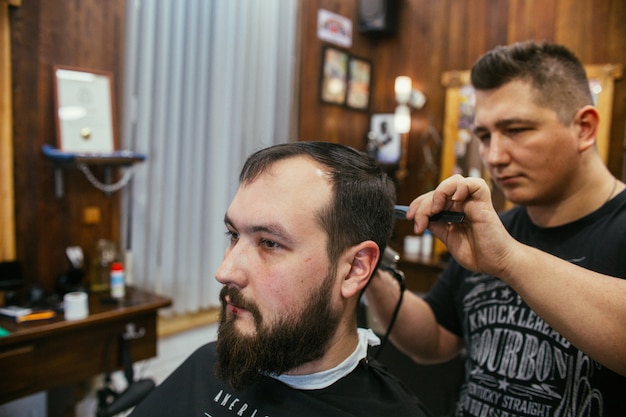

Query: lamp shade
<box><xmin>394</xmin><ymin>76</ymin><xmax>412</xmax><ymax>104</ymax></box>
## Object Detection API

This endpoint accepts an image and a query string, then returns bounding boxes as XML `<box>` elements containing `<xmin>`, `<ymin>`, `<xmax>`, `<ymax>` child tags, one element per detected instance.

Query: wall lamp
<box><xmin>394</xmin><ymin>75</ymin><xmax>426</xmax><ymax>134</ymax></box>
<box><xmin>393</xmin><ymin>76</ymin><xmax>426</xmax><ymax>182</ymax></box>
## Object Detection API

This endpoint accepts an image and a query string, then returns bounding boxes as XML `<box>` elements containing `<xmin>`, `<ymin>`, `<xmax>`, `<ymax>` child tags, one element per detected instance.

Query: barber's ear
<box><xmin>574</xmin><ymin>105</ymin><xmax>599</xmax><ymax>152</ymax></box>
<box><xmin>341</xmin><ymin>241</ymin><xmax>379</xmax><ymax>298</ymax></box>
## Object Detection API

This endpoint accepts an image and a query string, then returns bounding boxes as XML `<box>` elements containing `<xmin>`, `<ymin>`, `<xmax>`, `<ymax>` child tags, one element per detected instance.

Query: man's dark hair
<box><xmin>239</xmin><ymin>141</ymin><xmax>396</xmax><ymax>263</ymax></box>
<box><xmin>470</xmin><ymin>41</ymin><xmax>593</xmax><ymax>124</ymax></box>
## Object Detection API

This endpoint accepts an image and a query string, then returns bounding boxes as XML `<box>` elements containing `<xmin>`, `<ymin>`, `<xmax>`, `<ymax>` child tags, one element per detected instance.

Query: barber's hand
<box><xmin>407</xmin><ymin>175</ymin><xmax>515</xmax><ymax>276</ymax></box>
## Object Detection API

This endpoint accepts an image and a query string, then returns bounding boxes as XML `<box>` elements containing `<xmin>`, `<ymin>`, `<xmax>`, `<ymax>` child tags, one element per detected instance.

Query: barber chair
<box><xmin>96</xmin><ymin>328</ymin><xmax>155</xmax><ymax>417</ymax></box>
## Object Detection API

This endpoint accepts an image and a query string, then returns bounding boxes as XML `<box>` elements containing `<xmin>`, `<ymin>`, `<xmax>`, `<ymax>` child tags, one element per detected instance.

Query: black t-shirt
<box><xmin>130</xmin><ymin>342</ymin><xmax>435</xmax><ymax>417</ymax></box>
<box><xmin>425</xmin><ymin>189</ymin><xmax>626</xmax><ymax>416</ymax></box>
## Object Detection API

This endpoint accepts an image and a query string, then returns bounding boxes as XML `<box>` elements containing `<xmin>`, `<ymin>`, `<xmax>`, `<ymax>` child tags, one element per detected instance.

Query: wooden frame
<box><xmin>53</xmin><ymin>65</ymin><xmax>118</xmax><ymax>153</ymax></box>
<box><xmin>435</xmin><ymin>64</ymin><xmax>624</xmax><ymax>259</ymax></box>
<box><xmin>320</xmin><ymin>46</ymin><xmax>349</xmax><ymax>106</ymax></box>
<box><xmin>440</xmin><ymin>64</ymin><xmax>623</xmax><ymax>187</ymax></box>
<box><xmin>0</xmin><ymin>0</ymin><xmax>19</xmax><ymax>261</ymax></box>
<box><xmin>346</xmin><ymin>55</ymin><xmax>371</xmax><ymax>110</ymax></box>
<box><xmin>584</xmin><ymin>64</ymin><xmax>624</xmax><ymax>162</ymax></box>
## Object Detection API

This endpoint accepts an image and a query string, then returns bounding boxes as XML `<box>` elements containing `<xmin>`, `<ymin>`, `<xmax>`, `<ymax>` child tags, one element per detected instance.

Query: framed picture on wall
<box><xmin>320</xmin><ymin>46</ymin><xmax>349</xmax><ymax>105</ymax></box>
<box><xmin>53</xmin><ymin>65</ymin><xmax>117</xmax><ymax>153</ymax></box>
<box><xmin>346</xmin><ymin>56</ymin><xmax>371</xmax><ymax>110</ymax></box>
<box><xmin>368</xmin><ymin>113</ymin><xmax>401</xmax><ymax>164</ymax></box>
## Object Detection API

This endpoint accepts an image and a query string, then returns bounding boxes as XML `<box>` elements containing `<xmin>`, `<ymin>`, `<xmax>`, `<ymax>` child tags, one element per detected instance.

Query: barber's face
<box><xmin>214</xmin><ymin>157</ymin><xmax>342</xmax><ymax>389</ymax></box>
<box><xmin>473</xmin><ymin>80</ymin><xmax>582</xmax><ymax>206</ymax></box>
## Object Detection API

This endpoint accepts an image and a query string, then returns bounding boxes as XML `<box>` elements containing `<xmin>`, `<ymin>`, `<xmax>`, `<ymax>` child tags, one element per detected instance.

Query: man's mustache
<box><xmin>219</xmin><ymin>286</ymin><xmax>262</xmax><ymax>322</ymax></box>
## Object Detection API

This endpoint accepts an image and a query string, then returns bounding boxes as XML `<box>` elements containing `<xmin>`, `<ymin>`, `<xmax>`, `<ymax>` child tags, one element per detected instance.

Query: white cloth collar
<box><xmin>270</xmin><ymin>328</ymin><xmax>380</xmax><ymax>390</ymax></box>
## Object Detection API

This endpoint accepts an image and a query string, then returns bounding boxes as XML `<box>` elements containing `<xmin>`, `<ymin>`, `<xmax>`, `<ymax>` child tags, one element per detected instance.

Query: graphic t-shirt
<box><xmin>129</xmin><ymin>341</ymin><xmax>435</xmax><ymax>417</ymax></box>
<box><xmin>425</xmin><ymin>190</ymin><xmax>626</xmax><ymax>416</ymax></box>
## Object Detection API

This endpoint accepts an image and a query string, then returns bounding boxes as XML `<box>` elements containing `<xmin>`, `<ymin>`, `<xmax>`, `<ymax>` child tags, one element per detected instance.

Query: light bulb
<box><xmin>394</xmin><ymin>76</ymin><xmax>412</xmax><ymax>104</ymax></box>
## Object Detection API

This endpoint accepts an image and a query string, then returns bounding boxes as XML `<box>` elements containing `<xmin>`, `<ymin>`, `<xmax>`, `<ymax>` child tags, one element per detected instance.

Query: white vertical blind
<box><xmin>120</xmin><ymin>0</ymin><xmax>298</xmax><ymax>314</ymax></box>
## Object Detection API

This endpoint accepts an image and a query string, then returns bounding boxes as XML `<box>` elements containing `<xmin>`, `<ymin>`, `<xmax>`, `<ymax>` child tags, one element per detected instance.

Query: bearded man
<box><xmin>130</xmin><ymin>141</ymin><xmax>434</xmax><ymax>417</ymax></box>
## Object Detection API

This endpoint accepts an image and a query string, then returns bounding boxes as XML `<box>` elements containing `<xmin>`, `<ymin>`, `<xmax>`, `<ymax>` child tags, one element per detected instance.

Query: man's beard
<box><xmin>215</xmin><ymin>271</ymin><xmax>341</xmax><ymax>391</ymax></box>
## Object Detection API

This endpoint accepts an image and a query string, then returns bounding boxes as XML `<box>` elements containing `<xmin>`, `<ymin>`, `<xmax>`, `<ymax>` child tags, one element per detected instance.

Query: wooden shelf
<box><xmin>42</xmin><ymin>145</ymin><xmax>146</xmax><ymax>198</ymax></box>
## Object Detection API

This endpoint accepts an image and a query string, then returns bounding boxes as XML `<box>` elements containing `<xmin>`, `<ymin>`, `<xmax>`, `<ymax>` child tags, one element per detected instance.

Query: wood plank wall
<box><xmin>9</xmin><ymin>0</ymin><xmax>126</xmax><ymax>293</ymax></box>
<box><xmin>297</xmin><ymin>0</ymin><xmax>626</xmax><ymax>245</ymax></box>
<box><xmin>5</xmin><ymin>0</ymin><xmax>625</xmax><ymax>292</ymax></box>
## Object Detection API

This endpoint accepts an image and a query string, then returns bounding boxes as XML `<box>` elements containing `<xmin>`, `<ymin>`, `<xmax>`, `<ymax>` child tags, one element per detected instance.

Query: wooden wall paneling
<box><xmin>445</xmin><ymin>0</ymin><xmax>469</xmax><ymax>71</ymax></box>
<box><xmin>10</xmin><ymin>0</ymin><xmax>126</xmax><ymax>293</ymax></box>
<box><xmin>587</xmin><ymin>1</ymin><xmax>611</xmax><ymax>62</ymax></box>
<box><xmin>11</xmin><ymin>0</ymin><xmax>45</xmax><ymax>291</ymax></box>
<box><xmin>555</xmin><ymin>0</ymin><xmax>596</xmax><ymax>60</ymax></box>
<box><xmin>464</xmin><ymin>0</ymin><xmax>489</xmax><ymax>64</ymax></box>
<box><xmin>507</xmin><ymin>0</ymin><xmax>558</xmax><ymax>43</ymax></box>
<box><xmin>528</xmin><ymin>0</ymin><xmax>558</xmax><ymax>43</ymax></box>
<box><xmin>299</xmin><ymin>0</ymin><xmax>388</xmax><ymax>151</ymax></box>
<box><xmin>482</xmin><ymin>0</ymin><xmax>510</xmax><ymax>50</ymax></box>
<box><xmin>298</xmin><ymin>0</ymin><xmax>324</xmax><ymax>140</ymax></box>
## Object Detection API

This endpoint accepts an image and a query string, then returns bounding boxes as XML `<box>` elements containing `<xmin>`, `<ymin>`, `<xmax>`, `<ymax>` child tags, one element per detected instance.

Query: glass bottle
<box><xmin>90</xmin><ymin>239</ymin><xmax>119</xmax><ymax>292</ymax></box>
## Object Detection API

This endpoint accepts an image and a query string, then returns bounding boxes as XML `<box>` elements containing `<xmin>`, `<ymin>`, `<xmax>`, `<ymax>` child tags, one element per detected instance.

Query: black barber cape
<box><xmin>129</xmin><ymin>342</ymin><xmax>434</xmax><ymax>417</ymax></box>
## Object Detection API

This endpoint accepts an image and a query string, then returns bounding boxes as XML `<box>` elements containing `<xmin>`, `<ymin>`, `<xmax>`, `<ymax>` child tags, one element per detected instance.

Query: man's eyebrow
<box><xmin>224</xmin><ymin>213</ymin><xmax>296</xmax><ymax>244</ymax></box>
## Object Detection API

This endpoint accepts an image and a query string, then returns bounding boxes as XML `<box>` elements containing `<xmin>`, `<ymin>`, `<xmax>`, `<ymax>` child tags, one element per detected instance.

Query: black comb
<box><xmin>394</xmin><ymin>205</ymin><xmax>465</xmax><ymax>223</ymax></box>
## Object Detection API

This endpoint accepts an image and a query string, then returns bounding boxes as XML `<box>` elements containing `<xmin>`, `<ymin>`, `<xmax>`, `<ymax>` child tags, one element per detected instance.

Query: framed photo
<box><xmin>317</xmin><ymin>9</ymin><xmax>352</xmax><ymax>48</ymax></box>
<box><xmin>368</xmin><ymin>114</ymin><xmax>401</xmax><ymax>164</ymax></box>
<box><xmin>346</xmin><ymin>56</ymin><xmax>371</xmax><ymax>110</ymax></box>
<box><xmin>320</xmin><ymin>46</ymin><xmax>349</xmax><ymax>105</ymax></box>
<box><xmin>53</xmin><ymin>65</ymin><xmax>117</xmax><ymax>153</ymax></box>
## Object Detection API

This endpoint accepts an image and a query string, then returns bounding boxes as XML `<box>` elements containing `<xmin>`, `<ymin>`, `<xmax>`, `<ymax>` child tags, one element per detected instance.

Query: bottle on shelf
<box><xmin>110</xmin><ymin>262</ymin><xmax>126</xmax><ymax>299</ymax></box>
<box><xmin>90</xmin><ymin>239</ymin><xmax>119</xmax><ymax>292</ymax></box>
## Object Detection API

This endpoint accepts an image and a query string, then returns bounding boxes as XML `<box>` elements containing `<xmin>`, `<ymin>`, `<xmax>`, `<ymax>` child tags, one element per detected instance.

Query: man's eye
<box><xmin>225</xmin><ymin>230</ymin><xmax>239</xmax><ymax>242</ymax></box>
<box><xmin>507</xmin><ymin>127</ymin><xmax>529</xmax><ymax>136</ymax></box>
<box><xmin>259</xmin><ymin>238</ymin><xmax>280</xmax><ymax>249</ymax></box>
<box><xmin>476</xmin><ymin>132</ymin><xmax>490</xmax><ymax>142</ymax></box>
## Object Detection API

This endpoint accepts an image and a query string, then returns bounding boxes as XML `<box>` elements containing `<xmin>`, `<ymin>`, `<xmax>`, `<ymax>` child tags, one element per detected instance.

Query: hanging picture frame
<box><xmin>346</xmin><ymin>56</ymin><xmax>371</xmax><ymax>110</ymax></box>
<box><xmin>320</xmin><ymin>46</ymin><xmax>349</xmax><ymax>105</ymax></box>
<box><xmin>368</xmin><ymin>113</ymin><xmax>401</xmax><ymax>164</ymax></box>
<box><xmin>53</xmin><ymin>65</ymin><xmax>117</xmax><ymax>153</ymax></box>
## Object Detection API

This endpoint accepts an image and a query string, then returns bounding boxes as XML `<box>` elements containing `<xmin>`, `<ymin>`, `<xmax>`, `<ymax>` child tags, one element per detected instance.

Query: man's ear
<box><xmin>574</xmin><ymin>105</ymin><xmax>599</xmax><ymax>153</ymax></box>
<box><xmin>341</xmin><ymin>241</ymin><xmax>379</xmax><ymax>299</ymax></box>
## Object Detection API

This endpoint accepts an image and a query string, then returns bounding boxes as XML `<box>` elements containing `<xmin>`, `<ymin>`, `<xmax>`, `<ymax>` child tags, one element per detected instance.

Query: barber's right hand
<box><xmin>406</xmin><ymin>175</ymin><xmax>517</xmax><ymax>277</ymax></box>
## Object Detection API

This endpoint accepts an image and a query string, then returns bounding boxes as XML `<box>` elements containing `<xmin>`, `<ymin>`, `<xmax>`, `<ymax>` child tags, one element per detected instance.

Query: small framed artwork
<box><xmin>53</xmin><ymin>65</ymin><xmax>117</xmax><ymax>153</ymax></box>
<box><xmin>346</xmin><ymin>56</ymin><xmax>371</xmax><ymax>110</ymax></box>
<box><xmin>320</xmin><ymin>46</ymin><xmax>349</xmax><ymax>105</ymax></box>
<box><xmin>367</xmin><ymin>114</ymin><xmax>401</xmax><ymax>165</ymax></box>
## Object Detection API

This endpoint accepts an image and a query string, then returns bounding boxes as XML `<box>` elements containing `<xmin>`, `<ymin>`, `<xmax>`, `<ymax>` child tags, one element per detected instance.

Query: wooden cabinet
<box><xmin>0</xmin><ymin>287</ymin><xmax>171</xmax><ymax>404</ymax></box>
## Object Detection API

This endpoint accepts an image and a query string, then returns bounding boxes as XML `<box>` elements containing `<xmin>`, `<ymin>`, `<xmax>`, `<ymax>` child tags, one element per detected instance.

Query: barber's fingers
<box><xmin>433</xmin><ymin>175</ymin><xmax>490</xmax><ymax>208</ymax></box>
<box><xmin>407</xmin><ymin>175</ymin><xmax>490</xmax><ymax>232</ymax></box>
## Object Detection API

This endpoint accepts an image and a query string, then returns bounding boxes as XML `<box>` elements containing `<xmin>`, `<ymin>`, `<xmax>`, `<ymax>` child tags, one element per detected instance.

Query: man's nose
<box><xmin>215</xmin><ymin>243</ymin><xmax>249</xmax><ymax>289</ymax></box>
<box><xmin>482</xmin><ymin>133</ymin><xmax>510</xmax><ymax>166</ymax></box>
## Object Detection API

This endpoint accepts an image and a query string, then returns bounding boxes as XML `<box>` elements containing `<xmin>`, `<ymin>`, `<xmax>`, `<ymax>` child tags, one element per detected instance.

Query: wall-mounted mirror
<box><xmin>435</xmin><ymin>64</ymin><xmax>623</xmax><ymax>260</ymax></box>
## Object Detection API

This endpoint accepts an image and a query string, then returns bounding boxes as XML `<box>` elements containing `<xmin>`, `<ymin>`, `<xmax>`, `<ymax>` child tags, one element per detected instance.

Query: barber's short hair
<box><xmin>470</xmin><ymin>41</ymin><xmax>593</xmax><ymax>124</ymax></box>
<box><xmin>239</xmin><ymin>141</ymin><xmax>396</xmax><ymax>262</ymax></box>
